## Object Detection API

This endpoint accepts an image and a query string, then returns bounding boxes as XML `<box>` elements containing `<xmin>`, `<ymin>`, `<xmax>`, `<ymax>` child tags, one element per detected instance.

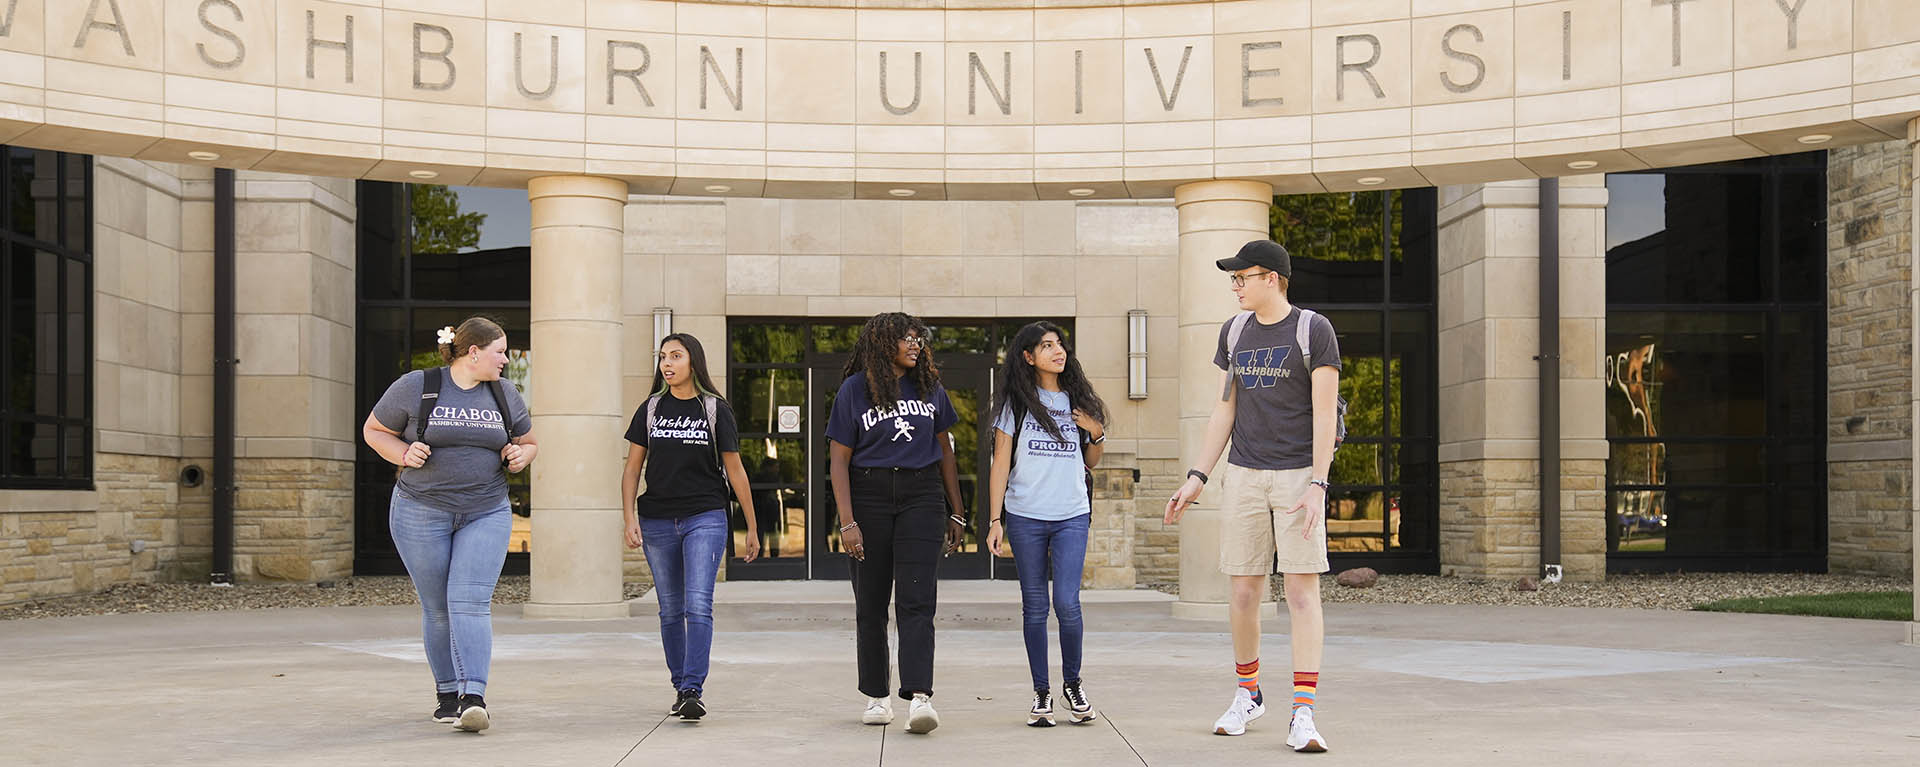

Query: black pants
<box><xmin>849</xmin><ymin>464</ymin><xmax>947</xmax><ymax>700</ymax></box>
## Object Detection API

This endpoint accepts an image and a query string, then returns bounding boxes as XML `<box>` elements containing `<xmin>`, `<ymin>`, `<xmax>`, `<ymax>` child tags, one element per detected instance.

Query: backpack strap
<box><xmin>642</xmin><ymin>394</ymin><xmax>661</xmax><ymax>448</ymax></box>
<box><xmin>1225</xmin><ymin>311</ymin><xmax>1256</xmax><ymax>382</ymax></box>
<box><xmin>415</xmin><ymin>368</ymin><xmax>443</xmax><ymax>446</ymax></box>
<box><xmin>701</xmin><ymin>395</ymin><xmax>726</xmax><ymax>477</ymax></box>
<box><xmin>1296</xmin><ymin>308</ymin><xmax>1317</xmax><ymax>370</ymax></box>
<box><xmin>485</xmin><ymin>379</ymin><xmax>522</xmax><ymax>439</ymax></box>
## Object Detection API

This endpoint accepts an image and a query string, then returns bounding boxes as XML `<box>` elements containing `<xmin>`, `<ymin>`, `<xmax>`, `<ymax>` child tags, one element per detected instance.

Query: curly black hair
<box><xmin>841</xmin><ymin>312</ymin><xmax>941</xmax><ymax>409</ymax></box>
<box><xmin>991</xmin><ymin>321</ymin><xmax>1107</xmax><ymax>443</ymax></box>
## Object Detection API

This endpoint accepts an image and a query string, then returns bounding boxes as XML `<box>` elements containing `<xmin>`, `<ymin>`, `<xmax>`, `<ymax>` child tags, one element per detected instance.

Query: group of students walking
<box><xmin>361</xmin><ymin>239</ymin><xmax>1337</xmax><ymax>752</ymax></box>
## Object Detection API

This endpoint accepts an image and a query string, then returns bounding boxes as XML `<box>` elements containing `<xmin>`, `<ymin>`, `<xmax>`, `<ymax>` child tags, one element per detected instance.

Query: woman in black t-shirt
<box><xmin>826</xmin><ymin>312</ymin><xmax>966</xmax><ymax>734</ymax></box>
<box><xmin>621</xmin><ymin>333</ymin><xmax>759</xmax><ymax>721</ymax></box>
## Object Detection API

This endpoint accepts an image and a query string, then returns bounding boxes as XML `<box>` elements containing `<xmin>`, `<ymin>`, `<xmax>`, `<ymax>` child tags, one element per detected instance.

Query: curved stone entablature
<box><xmin>0</xmin><ymin>0</ymin><xmax>1914</xmax><ymax>197</ymax></box>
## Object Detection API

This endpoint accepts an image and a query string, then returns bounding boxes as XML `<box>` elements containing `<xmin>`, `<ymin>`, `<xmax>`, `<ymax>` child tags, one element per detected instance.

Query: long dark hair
<box><xmin>652</xmin><ymin>333</ymin><xmax>725</xmax><ymax>402</ymax></box>
<box><xmin>842</xmin><ymin>312</ymin><xmax>941</xmax><ymax>409</ymax></box>
<box><xmin>992</xmin><ymin>321</ymin><xmax>1107</xmax><ymax>443</ymax></box>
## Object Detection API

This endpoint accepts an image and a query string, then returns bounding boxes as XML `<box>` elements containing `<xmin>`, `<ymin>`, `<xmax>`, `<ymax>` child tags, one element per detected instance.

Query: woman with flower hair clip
<box><xmin>363</xmin><ymin>317</ymin><xmax>536</xmax><ymax>733</ymax></box>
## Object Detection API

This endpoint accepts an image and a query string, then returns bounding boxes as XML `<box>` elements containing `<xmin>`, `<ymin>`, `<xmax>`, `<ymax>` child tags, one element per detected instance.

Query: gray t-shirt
<box><xmin>1212</xmin><ymin>307</ymin><xmax>1341</xmax><ymax>471</ymax></box>
<box><xmin>372</xmin><ymin>369</ymin><xmax>532</xmax><ymax>511</ymax></box>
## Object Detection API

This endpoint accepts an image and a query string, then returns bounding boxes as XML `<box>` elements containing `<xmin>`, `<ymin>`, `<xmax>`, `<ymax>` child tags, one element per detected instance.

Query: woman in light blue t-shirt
<box><xmin>984</xmin><ymin>321</ymin><xmax>1108</xmax><ymax>728</ymax></box>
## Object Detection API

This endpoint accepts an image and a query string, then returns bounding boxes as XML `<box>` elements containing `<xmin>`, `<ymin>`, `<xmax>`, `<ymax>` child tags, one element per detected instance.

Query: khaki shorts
<box><xmin>1218</xmin><ymin>463</ymin><xmax>1329</xmax><ymax>576</ymax></box>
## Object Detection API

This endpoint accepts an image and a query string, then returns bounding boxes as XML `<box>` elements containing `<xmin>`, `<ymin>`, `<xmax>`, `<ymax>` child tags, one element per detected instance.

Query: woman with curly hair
<box><xmin>983</xmin><ymin>321</ymin><xmax>1108</xmax><ymax>728</ymax></box>
<box><xmin>825</xmin><ymin>312</ymin><xmax>967</xmax><ymax>734</ymax></box>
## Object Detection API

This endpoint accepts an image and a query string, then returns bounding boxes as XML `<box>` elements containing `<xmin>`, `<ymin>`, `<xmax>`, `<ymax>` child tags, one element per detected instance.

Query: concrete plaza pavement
<box><xmin>3</xmin><ymin>582</ymin><xmax>1917</xmax><ymax>767</ymax></box>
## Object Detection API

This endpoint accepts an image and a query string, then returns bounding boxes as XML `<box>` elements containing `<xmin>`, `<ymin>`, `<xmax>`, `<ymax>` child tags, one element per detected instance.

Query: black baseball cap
<box><xmin>1215</xmin><ymin>239</ymin><xmax>1291</xmax><ymax>278</ymax></box>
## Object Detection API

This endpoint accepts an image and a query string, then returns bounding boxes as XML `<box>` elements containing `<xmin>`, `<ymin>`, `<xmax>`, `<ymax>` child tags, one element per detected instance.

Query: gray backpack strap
<box><xmin>702</xmin><ymin>395</ymin><xmax>724</xmax><ymax>467</ymax></box>
<box><xmin>1225</xmin><ymin>311</ymin><xmax>1255</xmax><ymax>377</ymax></box>
<box><xmin>643</xmin><ymin>395</ymin><xmax>660</xmax><ymax>448</ymax></box>
<box><xmin>1296</xmin><ymin>308</ymin><xmax>1317</xmax><ymax>369</ymax></box>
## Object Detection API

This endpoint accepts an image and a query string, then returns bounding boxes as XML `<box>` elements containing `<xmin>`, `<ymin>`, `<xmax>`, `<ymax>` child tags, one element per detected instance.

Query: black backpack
<box><xmin>414</xmin><ymin>367</ymin><xmax>522</xmax><ymax>450</ymax></box>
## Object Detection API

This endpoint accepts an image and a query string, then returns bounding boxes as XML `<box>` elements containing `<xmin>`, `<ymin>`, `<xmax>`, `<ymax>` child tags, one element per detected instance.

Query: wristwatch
<box><xmin>1309</xmin><ymin>478</ymin><xmax>1331</xmax><ymax>490</ymax></box>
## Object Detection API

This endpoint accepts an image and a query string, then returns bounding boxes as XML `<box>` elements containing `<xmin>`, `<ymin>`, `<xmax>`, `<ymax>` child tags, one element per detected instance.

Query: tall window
<box><xmin>1272</xmin><ymin>188</ymin><xmax>1439</xmax><ymax>570</ymax></box>
<box><xmin>355</xmin><ymin>182</ymin><xmax>531</xmax><ymax>574</ymax></box>
<box><xmin>1</xmin><ymin>147</ymin><xmax>91</xmax><ymax>488</ymax></box>
<box><xmin>1604</xmin><ymin>153</ymin><xmax>1826</xmax><ymax>571</ymax></box>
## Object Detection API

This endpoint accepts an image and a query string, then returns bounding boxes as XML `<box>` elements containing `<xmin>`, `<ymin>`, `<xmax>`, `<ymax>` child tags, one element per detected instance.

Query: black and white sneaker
<box><xmin>669</xmin><ymin>693</ymin><xmax>686</xmax><ymax>717</ymax></box>
<box><xmin>676</xmin><ymin>689</ymin><xmax>707</xmax><ymax>720</ymax></box>
<box><xmin>454</xmin><ymin>694</ymin><xmax>489</xmax><ymax>732</ymax></box>
<box><xmin>432</xmin><ymin>692</ymin><xmax>460</xmax><ymax>724</ymax></box>
<box><xmin>1027</xmin><ymin>689</ymin><xmax>1055</xmax><ymax>727</ymax></box>
<box><xmin>1061</xmin><ymin>680</ymin><xmax>1098</xmax><ymax>724</ymax></box>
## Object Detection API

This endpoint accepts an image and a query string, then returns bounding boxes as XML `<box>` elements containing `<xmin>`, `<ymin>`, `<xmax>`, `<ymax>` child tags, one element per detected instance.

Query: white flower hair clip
<box><xmin>436</xmin><ymin>326</ymin><xmax>456</xmax><ymax>345</ymax></box>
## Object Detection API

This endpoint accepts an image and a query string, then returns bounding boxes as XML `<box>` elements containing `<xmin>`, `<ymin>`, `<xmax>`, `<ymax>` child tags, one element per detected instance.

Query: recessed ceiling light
<box><xmin>888</xmin><ymin>188</ymin><xmax>915</xmax><ymax>198</ymax></box>
<box><xmin>408</xmin><ymin>169</ymin><xmax>439</xmax><ymax>180</ymax></box>
<box><xmin>703</xmin><ymin>184</ymin><xmax>731</xmax><ymax>193</ymax></box>
<box><xmin>187</xmin><ymin>150</ymin><xmax>220</xmax><ymax>161</ymax></box>
<box><xmin>1067</xmin><ymin>188</ymin><xmax>1096</xmax><ymax>197</ymax></box>
<box><xmin>1566</xmin><ymin>160</ymin><xmax>1599</xmax><ymax>170</ymax></box>
<box><xmin>1796</xmin><ymin>133</ymin><xmax>1832</xmax><ymax>145</ymax></box>
<box><xmin>1356</xmin><ymin>176</ymin><xmax>1385</xmax><ymax>186</ymax></box>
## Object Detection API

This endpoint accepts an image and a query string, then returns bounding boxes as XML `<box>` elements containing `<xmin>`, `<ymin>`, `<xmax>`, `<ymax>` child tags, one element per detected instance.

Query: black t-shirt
<box><xmin>624</xmin><ymin>394</ymin><xmax>740</xmax><ymax>519</ymax></box>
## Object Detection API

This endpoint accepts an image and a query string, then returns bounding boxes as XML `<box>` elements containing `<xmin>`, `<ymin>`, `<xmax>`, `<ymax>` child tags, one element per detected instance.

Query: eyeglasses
<box><xmin>1230</xmin><ymin>270</ymin><xmax>1274</xmax><ymax>287</ymax></box>
<box><xmin>900</xmin><ymin>335</ymin><xmax>927</xmax><ymax>348</ymax></box>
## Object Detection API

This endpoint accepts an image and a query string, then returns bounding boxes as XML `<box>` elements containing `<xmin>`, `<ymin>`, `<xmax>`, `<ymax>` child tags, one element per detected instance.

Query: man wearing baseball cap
<box><xmin>1165</xmin><ymin>238</ymin><xmax>1340</xmax><ymax>752</ymax></box>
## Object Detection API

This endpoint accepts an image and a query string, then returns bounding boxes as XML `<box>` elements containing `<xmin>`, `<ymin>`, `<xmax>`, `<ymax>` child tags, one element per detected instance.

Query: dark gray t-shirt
<box><xmin>1213</xmin><ymin>307</ymin><xmax>1341</xmax><ymax>471</ymax></box>
<box><xmin>372</xmin><ymin>369</ymin><xmax>532</xmax><ymax>511</ymax></box>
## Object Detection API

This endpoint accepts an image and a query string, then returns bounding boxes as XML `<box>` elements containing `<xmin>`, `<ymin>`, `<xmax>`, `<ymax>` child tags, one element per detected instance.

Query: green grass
<box><xmin>1693</xmin><ymin>591</ymin><xmax>1914</xmax><ymax>621</ymax></box>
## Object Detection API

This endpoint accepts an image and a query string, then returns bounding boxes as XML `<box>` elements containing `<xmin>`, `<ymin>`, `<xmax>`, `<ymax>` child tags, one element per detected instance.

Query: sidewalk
<box><xmin>2</xmin><ymin>588</ymin><xmax>1916</xmax><ymax>766</ymax></box>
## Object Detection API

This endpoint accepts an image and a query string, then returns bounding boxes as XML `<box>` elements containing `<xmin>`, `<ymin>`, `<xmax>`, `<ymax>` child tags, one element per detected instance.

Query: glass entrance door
<box><xmin>804</xmin><ymin>359</ymin><xmax>995</xmax><ymax>580</ymax></box>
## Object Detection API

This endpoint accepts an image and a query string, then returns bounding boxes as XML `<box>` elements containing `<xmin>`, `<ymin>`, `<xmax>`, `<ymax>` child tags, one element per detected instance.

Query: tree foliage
<box><xmin>410</xmin><ymin>184</ymin><xmax>486</xmax><ymax>253</ymax></box>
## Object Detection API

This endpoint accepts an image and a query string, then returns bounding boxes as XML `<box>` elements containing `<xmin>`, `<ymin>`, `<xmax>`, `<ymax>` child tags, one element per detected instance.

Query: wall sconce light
<box><xmin>1127</xmin><ymin>309</ymin><xmax>1148</xmax><ymax>400</ymax></box>
<box><xmin>653</xmin><ymin>307</ymin><xmax>673</xmax><ymax>350</ymax></box>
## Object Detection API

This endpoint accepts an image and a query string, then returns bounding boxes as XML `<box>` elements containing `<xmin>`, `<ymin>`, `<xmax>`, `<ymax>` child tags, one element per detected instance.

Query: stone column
<box><xmin>1909</xmin><ymin>117</ymin><xmax>1920</xmax><ymax>646</ymax></box>
<box><xmin>523</xmin><ymin>176</ymin><xmax>629</xmax><ymax>620</ymax></box>
<box><xmin>1170</xmin><ymin>179</ymin><xmax>1277</xmax><ymax>620</ymax></box>
<box><xmin>1435</xmin><ymin>179</ymin><xmax>1607</xmax><ymax>583</ymax></box>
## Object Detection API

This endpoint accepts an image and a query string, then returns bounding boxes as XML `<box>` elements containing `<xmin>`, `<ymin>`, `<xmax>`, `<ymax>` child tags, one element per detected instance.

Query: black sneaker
<box><xmin>432</xmin><ymin>691</ymin><xmax>460</xmax><ymax>723</ymax></box>
<box><xmin>1027</xmin><ymin>688</ymin><xmax>1055</xmax><ymax>727</ymax></box>
<box><xmin>677</xmin><ymin>689</ymin><xmax>707</xmax><ymax>720</ymax></box>
<box><xmin>1062</xmin><ymin>680</ymin><xmax>1097</xmax><ymax>724</ymax></box>
<box><xmin>669</xmin><ymin>692</ymin><xmax>686</xmax><ymax>716</ymax></box>
<box><xmin>454</xmin><ymin>694</ymin><xmax>489</xmax><ymax>732</ymax></box>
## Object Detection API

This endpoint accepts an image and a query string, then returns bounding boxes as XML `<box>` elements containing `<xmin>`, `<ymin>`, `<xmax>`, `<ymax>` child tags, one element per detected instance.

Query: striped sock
<box><xmin>1292</xmin><ymin>671</ymin><xmax>1318</xmax><ymax>712</ymax></box>
<box><xmin>1235</xmin><ymin>659</ymin><xmax>1261</xmax><ymax>706</ymax></box>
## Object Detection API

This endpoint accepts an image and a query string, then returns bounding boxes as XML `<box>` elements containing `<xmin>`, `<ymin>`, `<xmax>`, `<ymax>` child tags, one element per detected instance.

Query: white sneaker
<box><xmin>1211</xmin><ymin>687</ymin><xmax>1265</xmax><ymax>736</ymax></box>
<box><xmin>905</xmin><ymin>693</ymin><xmax>940</xmax><ymax>734</ymax></box>
<box><xmin>1286</xmin><ymin>707</ymin><xmax>1328</xmax><ymax>752</ymax></box>
<box><xmin>862</xmin><ymin>696</ymin><xmax>894</xmax><ymax>725</ymax></box>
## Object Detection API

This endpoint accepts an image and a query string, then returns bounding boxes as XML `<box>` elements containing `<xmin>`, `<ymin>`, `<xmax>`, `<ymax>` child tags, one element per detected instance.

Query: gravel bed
<box><xmin>0</xmin><ymin>577</ymin><xmax>654</xmax><ymax>622</ymax></box>
<box><xmin>1148</xmin><ymin>572</ymin><xmax>1912</xmax><ymax>611</ymax></box>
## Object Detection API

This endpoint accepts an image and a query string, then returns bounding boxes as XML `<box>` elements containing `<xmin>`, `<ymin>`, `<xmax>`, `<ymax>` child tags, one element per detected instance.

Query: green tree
<box><xmin>1270</xmin><ymin>191</ymin><xmax>1403</xmax><ymax>263</ymax></box>
<box><xmin>410</xmin><ymin>184</ymin><xmax>486</xmax><ymax>253</ymax></box>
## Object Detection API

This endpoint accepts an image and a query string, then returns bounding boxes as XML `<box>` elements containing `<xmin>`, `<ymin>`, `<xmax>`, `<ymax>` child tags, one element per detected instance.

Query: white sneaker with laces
<box><xmin>905</xmin><ymin>693</ymin><xmax>940</xmax><ymax>734</ymax></box>
<box><xmin>862</xmin><ymin>696</ymin><xmax>894</xmax><ymax>725</ymax></box>
<box><xmin>1211</xmin><ymin>687</ymin><xmax>1265</xmax><ymax>736</ymax></box>
<box><xmin>1286</xmin><ymin>707</ymin><xmax>1328</xmax><ymax>752</ymax></box>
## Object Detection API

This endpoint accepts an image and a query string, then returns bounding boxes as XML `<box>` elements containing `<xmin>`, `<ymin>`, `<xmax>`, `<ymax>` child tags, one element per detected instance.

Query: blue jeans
<box><xmin>389</xmin><ymin>490</ymin><xmax>512</xmax><ymax>697</ymax></box>
<box><xmin>641</xmin><ymin>509</ymin><xmax>729</xmax><ymax>694</ymax></box>
<box><xmin>1005</xmin><ymin>512</ymin><xmax>1090</xmax><ymax>691</ymax></box>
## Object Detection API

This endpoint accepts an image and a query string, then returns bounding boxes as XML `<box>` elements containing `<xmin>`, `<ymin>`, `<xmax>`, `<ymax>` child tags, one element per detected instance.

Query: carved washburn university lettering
<box><xmin>5</xmin><ymin>2</ymin><xmax>1849</xmax><ymax>111</ymax></box>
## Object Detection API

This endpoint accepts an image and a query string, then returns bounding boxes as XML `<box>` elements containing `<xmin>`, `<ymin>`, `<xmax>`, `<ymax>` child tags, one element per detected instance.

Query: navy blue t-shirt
<box><xmin>826</xmin><ymin>374</ymin><xmax>958</xmax><ymax>469</ymax></box>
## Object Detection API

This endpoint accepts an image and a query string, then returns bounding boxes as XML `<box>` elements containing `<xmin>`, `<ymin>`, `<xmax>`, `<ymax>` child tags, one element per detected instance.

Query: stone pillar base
<box><xmin>1170</xmin><ymin>600</ymin><xmax>1278</xmax><ymax>622</ymax></box>
<box><xmin>521</xmin><ymin>601</ymin><xmax>632</xmax><ymax>620</ymax></box>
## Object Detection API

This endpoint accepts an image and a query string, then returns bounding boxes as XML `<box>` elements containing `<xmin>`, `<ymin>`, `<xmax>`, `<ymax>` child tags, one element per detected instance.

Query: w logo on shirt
<box><xmin>1235</xmin><ymin>346</ymin><xmax>1292</xmax><ymax>389</ymax></box>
